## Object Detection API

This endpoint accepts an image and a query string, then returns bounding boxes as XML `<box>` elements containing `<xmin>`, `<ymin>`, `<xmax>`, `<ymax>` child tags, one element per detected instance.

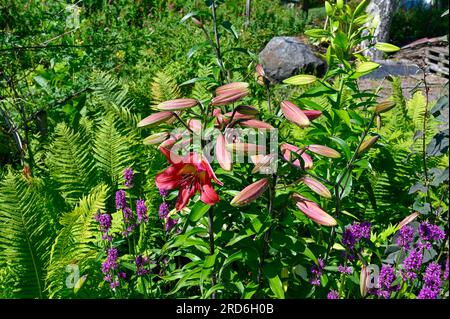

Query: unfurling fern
<box><xmin>94</xmin><ymin>114</ymin><xmax>134</xmax><ymax>186</ymax></box>
<box><xmin>46</xmin><ymin>123</ymin><xmax>95</xmax><ymax>206</ymax></box>
<box><xmin>46</xmin><ymin>184</ymin><xmax>109</xmax><ymax>298</ymax></box>
<box><xmin>0</xmin><ymin>172</ymin><xmax>51</xmax><ymax>298</ymax></box>
<box><xmin>150</xmin><ymin>70</ymin><xmax>181</xmax><ymax>106</ymax></box>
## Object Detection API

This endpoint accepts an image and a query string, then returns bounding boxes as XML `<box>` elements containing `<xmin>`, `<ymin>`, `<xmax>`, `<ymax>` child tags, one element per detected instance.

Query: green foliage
<box><xmin>0</xmin><ymin>172</ymin><xmax>51</xmax><ymax>298</ymax></box>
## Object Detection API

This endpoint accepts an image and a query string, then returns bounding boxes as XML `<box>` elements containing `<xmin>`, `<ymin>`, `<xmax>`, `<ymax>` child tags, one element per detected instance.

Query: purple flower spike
<box><xmin>396</xmin><ymin>225</ymin><xmax>414</xmax><ymax>250</ymax></box>
<box><xmin>124</xmin><ymin>168</ymin><xmax>134</xmax><ymax>188</ymax></box>
<box><xmin>115</xmin><ymin>190</ymin><xmax>127</xmax><ymax>210</ymax></box>
<box><xmin>159</xmin><ymin>202</ymin><xmax>170</xmax><ymax>219</ymax></box>
<box><xmin>165</xmin><ymin>217</ymin><xmax>178</xmax><ymax>231</ymax></box>
<box><xmin>327</xmin><ymin>290</ymin><xmax>339</xmax><ymax>299</ymax></box>
<box><xmin>136</xmin><ymin>199</ymin><xmax>148</xmax><ymax>223</ymax></box>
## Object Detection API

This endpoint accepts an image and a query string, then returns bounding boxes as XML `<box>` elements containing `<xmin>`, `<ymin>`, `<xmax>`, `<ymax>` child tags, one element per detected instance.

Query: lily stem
<box><xmin>207</xmin><ymin>206</ymin><xmax>217</xmax><ymax>299</ymax></box>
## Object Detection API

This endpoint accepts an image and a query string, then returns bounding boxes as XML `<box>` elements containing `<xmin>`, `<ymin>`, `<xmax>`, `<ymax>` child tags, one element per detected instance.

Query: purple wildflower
<box><xmin>123</xmin><ymin>168</ymin><xmax>134</xmax><ymax>188</ymax></box>
<box><xmin>327</xmin><ymin>290</ymin><xmax>339</xmax><ymax>299</ymax></box>
<box><xmin>122</xmin><ymin>224</ymin><xmax>135</xmax><ymax>237</ymax></box>
<box><xmin>95</xmin><ymin>213</ymin><xmax>112</xmax><ymax>241</ymax></box>
<box><xmin>122</xmin><ymin>206</ymin><xmax>133</xmax><ymax>222</ymax></box>
<box><xmin>444</xmin><ymin>257</ymin><xmax>449</xmax><ymax>281</ymax></box>
<box><xmin>159</xmin><ymin>188</ymin><xmax>168</xmax><ymax>198</ymax></box>
<box><xmin>136</xmin><ymin>199</ymin><xmax>148</xmax><ymax>223</ymax></box>
<box><xmin>101</xmin><ymin>248</ymin><xmax>119</xmax><ymax>274</ymax></box>
<box><xmin>118</xmin><ymin>271</ymin><xmax>127</xmax><ymax>279</ymax></box>
<box><xmin>377</xmin><ymin>265</ymin><xmax>396</xmax><ymax>299</ymax></box>
<box><xmin>159</xmin><ymin>202</ymin><xmax>170</xmax><ymax>219</ymax></box>
<box><xmin>135</xmin><ymin>255</ymin><xmax>151</xmax><ymax>276</ymax></box>
<box><xmin>419</xmin><ymin>222</ymin><xmax>445</xmax><ymax>248</ymax></box>
<box><xmin>423</xmin><ymin>262</ymin><xmax>442</xmax><ymax>292</ymax></box>
<box><xmin>338</xmin><ymin>265</ymin><xmax>352</xmax><ymax>275</ymax></box>
<box><xmin>115</xmin><ymin>190</ymin><xmax>127</xmax><ymax>210</ymax></box>
<box><xmin>310</xmin><ymin>258</ymin><xmax>325</xmax><ymax>286</ymax></box>
<box><xmin>417</xmin><ymin>285</ymin><xmax>439</xmax><ymax>299</ymax></box>
<box><xmin>165</xmin><ymin>217</ymin><xmax>178</xmax><ymax>231</ymax></box>
<box><xmin>342</xmin><ymin>221</ymin><xmax>372</xmax><ymax>250</ymax></box>
<box><xmin>402</xmin><ymin>248</ymin><xmax>423</xmax><ymax>280</ymax></box>
<box><xmin>396</xmin><ymin>225</ymin><xmax>414</xmax><ymax>250</ymax></box>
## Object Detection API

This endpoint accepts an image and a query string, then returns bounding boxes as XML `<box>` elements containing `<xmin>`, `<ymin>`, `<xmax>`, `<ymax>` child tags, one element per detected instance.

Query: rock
<box><xmin>361</xmin><ymin>60</ymin><xmax>420</xmax><ymax>79</ymax></box>
<box><xmin>259</xmin><ymin>36</ymin><xmax>327</xmax><ymax>83</ymax></box>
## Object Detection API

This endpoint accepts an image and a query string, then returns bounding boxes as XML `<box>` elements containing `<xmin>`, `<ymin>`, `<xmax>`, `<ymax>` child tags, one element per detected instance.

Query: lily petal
<box><xmin>302</xmin><ymin>176</ymin><xmax>332</xmax><ymax>199</ymax></box>
<box><xmin>157</xmin><ymin>98</ymin><xmax>198</xmax><ymax>111</ymax></box>
<box><xmin>200</xmin><ymin>182</ymin><xmax>220</xmax><ymax>205</ymax></box>
<box><xmin>137</xmin><ymin>111</ymin><xmax>174</xmax><ymax>128</ymax></box>
<box><xmin>240</xmin><ymin>119</ymin><xmax>274</xmax><ymax>129</ymax></box>
<box><xmin>307</xmin><ymin>144</ymin><xmax>341</xmax><ymax>158</ymax></box>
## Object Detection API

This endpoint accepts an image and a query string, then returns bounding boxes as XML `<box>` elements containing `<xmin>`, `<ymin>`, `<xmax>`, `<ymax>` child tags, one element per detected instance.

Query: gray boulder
<box><xmin>259</xmin><ymin>36</ymin><xmax>327</xmax><ymax>83</ymax></box>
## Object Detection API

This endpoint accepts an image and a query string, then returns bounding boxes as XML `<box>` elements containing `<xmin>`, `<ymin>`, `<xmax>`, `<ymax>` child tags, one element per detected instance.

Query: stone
<box><xmin>259</xmin><ymin>36</ymin><xmax>327</xmax><ymax>83</ymax></box>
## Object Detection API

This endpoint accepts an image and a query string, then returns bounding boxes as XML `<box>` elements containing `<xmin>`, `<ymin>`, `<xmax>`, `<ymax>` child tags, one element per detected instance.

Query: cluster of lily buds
<box><xmin>281</xmin><ymin>143</ymin><xmax>314</xmax><ymax>170</ymax></box>
<box><xmin>211</xmin><ymin>82</ymin><xmax>249</xmax><ymax>106</ymax></box>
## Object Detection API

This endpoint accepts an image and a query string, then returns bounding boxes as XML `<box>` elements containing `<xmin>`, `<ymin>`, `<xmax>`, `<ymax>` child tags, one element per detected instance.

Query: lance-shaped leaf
<box><xmin>397</xmin><ymin>212</ymin><xmax>420</xmax><ymax>230</ymax></box>
<box><xmin>230</xmin><ymin>178</ymin><xmax>269</xmax><ymax>206</ymax></box>
<box><xmin>375</xmin><ymin>101</ymin><xmax>396</xmax><ymax>114</ymax></box>
<box><xmin>215</xmin><ymin>133</ymin><xmax>232</xmax><ymax>171</ymax></box>
<box><xmin>235</xmin><ymin>105</ymin><xmax>259</xmax><ymax>115</ymax></box>
<box><xmin>357</xmin><ymin>136</ymin><xmax>380</xmax><ymax>154</ymax></box>
<box><xmin>157</xmin><ymin>98</ymin><xmax>199</xmax><ymax>111</ymax></box>
<box><xmin>143</xmin><ymin>132</ymin><xmax>169</xmax><ymax>145</ymax></box>
<box><xmin>301</xmin><ymin>176</ymin><xmax>332</xmax><ymax>199</ymax></box>
<box><xmin>292</xmin><ymin>194</ymin><xmax>337</xmax><ymax>226</ymax></box>
<box><xmin>239</xmin><ymin>119</ymin><xmax>274</xmax><ymax>129</ymax></box>
<box><xmin>226</xmin><ymin>143</ymin><xmax>266</xmax><ymax>154</ymax></box>
<box><xmin>303</xmin><ymin>110</ymin><xmax>322</xmax><ymax>120</ymax></box>
<box><xmin>281</xmin><ymin>101</ymin><xmax>310</xmax><ymax>128</ymax></box>
<box><xmin>215</xmin><ymin>82</ymin><xmax>249</xmax><ymax>95</ymax></box>
<box><xmin>137</xmin><ymin>111</ymin><xmax>174</xmax><ymax>128</ymax></box>
<box><xmin>307</xmin><ymin>144</ymin><xmax>341</xmax><ymax>158</ymax></box>
<box><xmin>211</xmin><ymin>89</ymin><xmax>249</xmax><ymax>106</ymax></box>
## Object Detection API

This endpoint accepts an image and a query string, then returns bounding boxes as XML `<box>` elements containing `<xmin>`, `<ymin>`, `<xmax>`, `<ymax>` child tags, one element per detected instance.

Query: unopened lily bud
<box><xmin>211</xmin><ymin>88</ymin><xmax>249</xmax><ymax>106</ymax></box>
<box><xmin>239</xmin><ymin>119</ymin><xmax>274</xmax><ymax>129</ymax></box>
<box><xmin>292</xmin><ymin>194</ymin><xmax>337</xmax><ymax>226</ymax></box>
<box><xmin>281</xmin><ymin>100</ymin><xmax>310</xmax><ymax>128</ymax></box>
<box><xmin>143</xmin><ymin>132</ymin><xmax>169</xmax><ymax>145</ymax></box>
<box><xmin>157</xmin><ymin>98</ymin><xmax>199</xmax><ymax>111</ymax></box>
<box><xmin>301</xmin><ymin>176</ymin><xmax>332</xmax><ymax>199</ymax></box>
<box><xmin>215</xmin><ymin>133</ymin><xmax>232</xmax><ymax>171</ymax></box>
<box><xmin>137</xmin><ymin>111</ymin><xmax>174</xmax><ymax>128</ymax></box>
<box><xmin>226</xmin><ymin>143</ymin><xmax>266</xmax><ymax>154</ymax></box>
<box><xmin>358</xmin><ymin>135</ymin><xmax>380</xmax><ymax>154</ymax></box>
<box><xmin>307</xmin><ymin>144</ymin><xmax>341</xmax><ymax>158</ymax></box>
<box><xmin>376</xmin><ymin>114</ymin><xmax>382</xmax><ymax>130</ymax></box>
<box><xmin>191</xmin><ymin>17</ymin><xmax>203</xmax><ymax>28</ymax></box>
<box><xmin>397</xmin><ymin>212</ymin><xmax>420</xmax><ymax>230</ymax></box>
<box><xmin>360</xmin><ymin>265</ymin><xmax>368</xmax><ymax>297</ymax></box>
<box><xmin>215</xmin><ymin>82</ymin><xmax>249</xmax><ymax>95</ymax></box>
<box><xmin>231</xmin><ymin>178</ymin><xmax>269</xmax><ymax>206</ymax></box>
<box><xmin>375</xmin><ymin>101</ymin><xmax>396</xmax><ymax>114</ymax></box>
<box><xmin>303</xmin><ymin>109</ymin><xmax>322</xmax><ymax>121</ymax></box>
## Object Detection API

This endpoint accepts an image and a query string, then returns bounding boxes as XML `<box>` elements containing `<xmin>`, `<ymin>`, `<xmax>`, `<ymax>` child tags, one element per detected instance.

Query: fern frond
<box><xmin>93</xmin><ymin>114</ymin><xmax>134</xmax><ymax>186</ymax></box>
<box><xmin>0</xmin><ymin>172</ymin><xmax>51</xmax><ymax>298</ymax></box>
<box><xmin>46</xmin><ymin>184</ymin><xmax>108</xmax><ymax>298</ymax></box>
<box><xmin>46</xmin><ymin>123</ymin><xmax>95</xmax><ymax>206</ymax></box>
<box><xmin>150</xmin><ymin>70</ymin><xmax>181</xmax><ymax>106</ymax></box>
<box><xmin>91</xmin><ymin>72</ymin><xmax>140</xmax><ymax>128</ymax></box>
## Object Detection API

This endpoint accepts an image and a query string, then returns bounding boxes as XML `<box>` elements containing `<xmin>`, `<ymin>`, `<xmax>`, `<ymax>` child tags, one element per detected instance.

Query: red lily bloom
<box><xmin>155</xmin><ymin>147</ymin><xmax>223</xmax><ymax>211</ymax></box>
